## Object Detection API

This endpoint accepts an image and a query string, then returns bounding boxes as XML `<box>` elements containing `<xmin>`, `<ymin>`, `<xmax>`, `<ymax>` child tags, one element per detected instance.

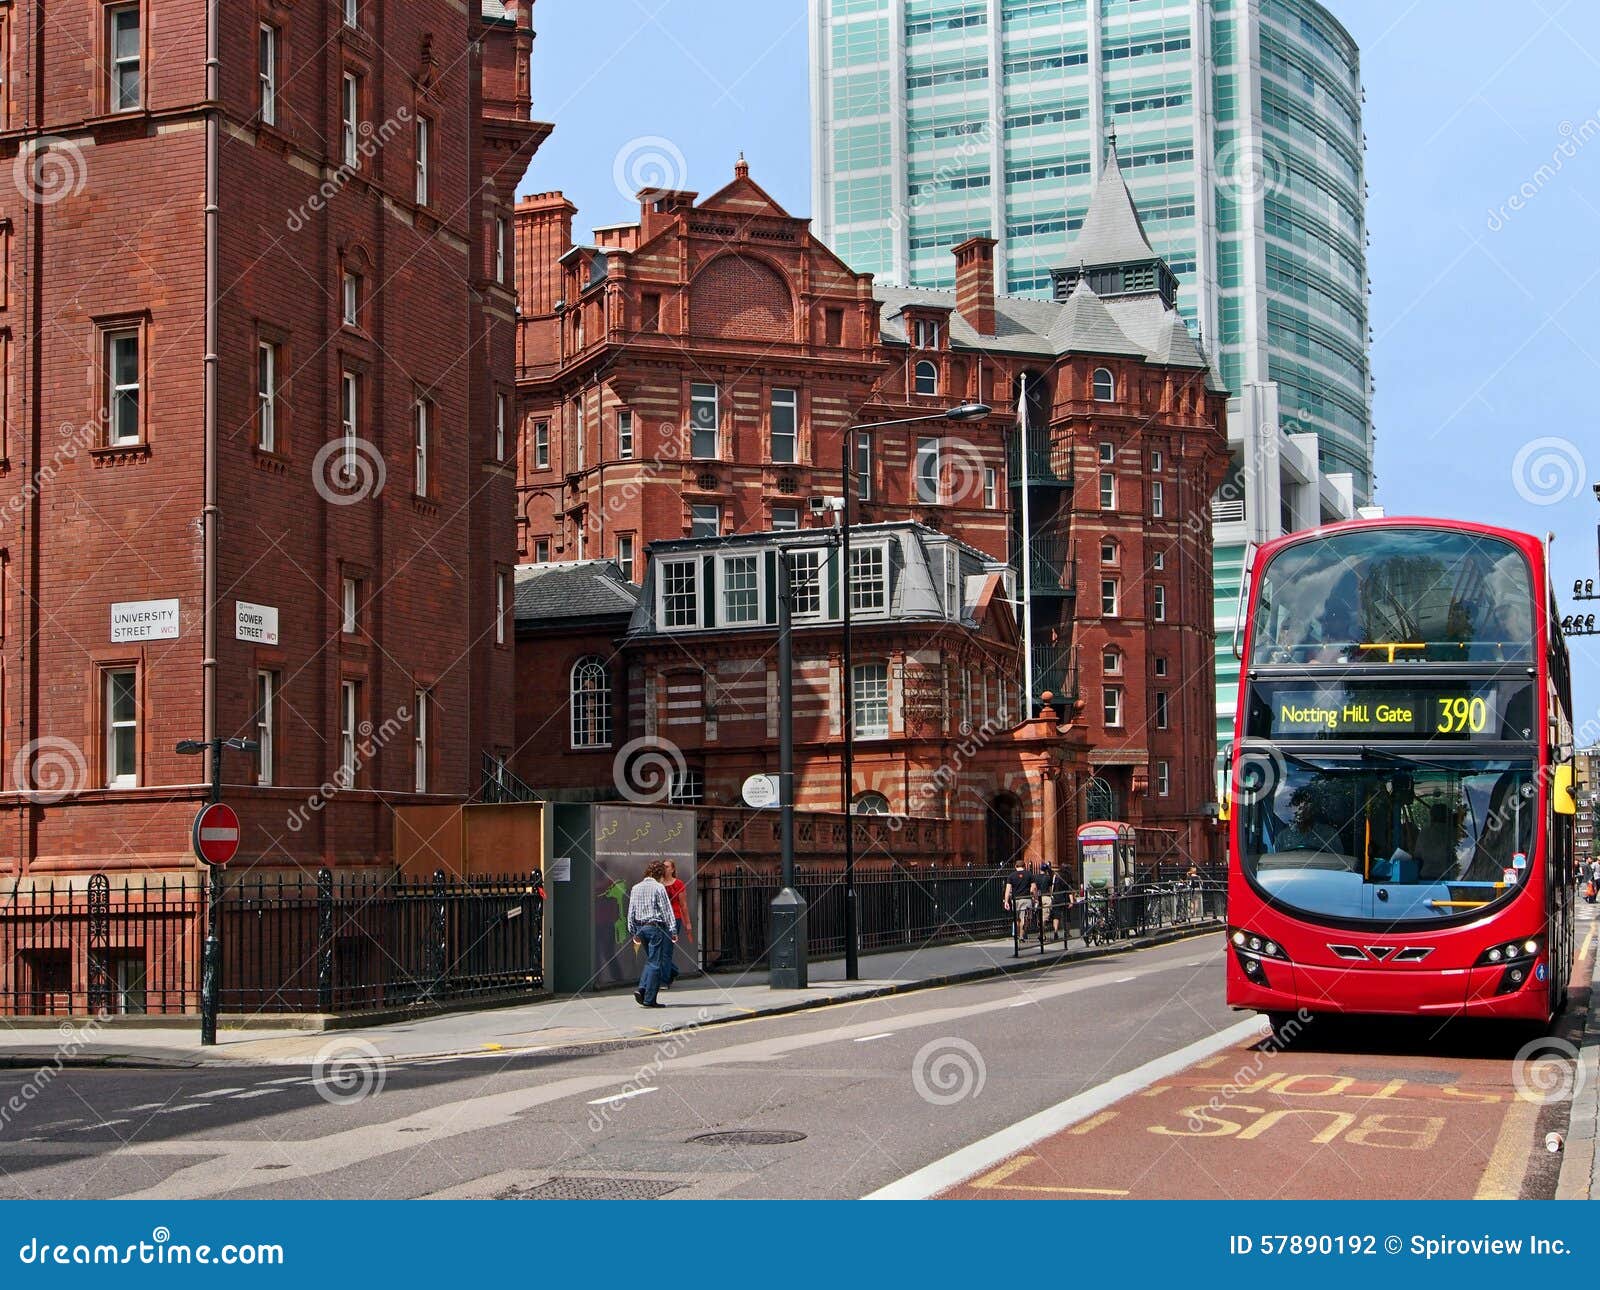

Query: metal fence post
<box><xmin>426</xmin><ymin>868</ymin><xmax>448</xmax><ymax>1000</ymax></box>
<box><xmin>317</xmin><ymin>868</ymin><xmax>334</xmax><ymax>1014</ymax></box>
<box><xmin>86</xmin><ymin>874</ymin><xmax>111</xmax><ymax>1017</ymax></box>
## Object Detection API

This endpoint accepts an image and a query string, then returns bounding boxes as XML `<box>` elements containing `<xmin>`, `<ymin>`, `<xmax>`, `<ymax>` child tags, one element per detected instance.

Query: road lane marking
<box><xmin>1115</xmin><ymin>976</ymin><xmax>1137</xmax><ymax>983</ymax></box>
<box><xmin>970</xmin><ymin>1156</ymin><xmax>1130</xmax><ymax>1196</ymax></box>
<box><xmin>31</xmin><ymin>1118</ymin><xmax>83</xmax><ymax>1130</ymax></box>
<box><xmin>1474</xmin><ymin>1096</ymin><xmax>1540</xmax><ymax>1199</ymax></box>
<box><xmin>122</xmin><ymin>1103</ymin><xmax>169</xmax><ymax>1112</ymax></box>
<box><xmin>197</xmin><ymin>1088</ymin><xmax>247</xmax><ymax>1098</ymax></box>
<box><xmin>854</xmin><ymin>1033</ymin><xmax>894</xmax><ymax>1043</ymax></box>
<box><xmin>156</xmin><ymin>1104</ymin><xmax>208</xmax><ymax>1115</ymax></box>
<box><xmin>230</xmin><ymin>1090</ymin><xmax>284</xmax><ymax>1100</ymax></box>
<box><xmin>261</xmin><ymin>1076</ymin><xmax>314</xmax><ymax>1086</ymax></box>
<box><xmin>1068</xmin><ymin>1111</ymin><xmax>1118</xmax><ymax>1135</ymax></box>
<box><xmin>864</xmin><ymin>1016</ymin><xmax>1266</xmax><ymax>1200</ymax></box>
<box><xmin>70</xmin><ymin>1120</ymin><xmax>129</xmax><ymax>1132</ymax></box>
<box><xmin>586</xmin><ymin>1087</ymin><xmax>658</xmax><ymax>1105</ymax></box>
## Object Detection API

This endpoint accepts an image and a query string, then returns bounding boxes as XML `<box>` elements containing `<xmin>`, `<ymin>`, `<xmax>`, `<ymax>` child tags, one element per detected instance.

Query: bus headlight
<box><xmin>1228</xmin><ymin>929</ymin><xmax>1289</xmax><ymax>961</ymax></box>
<box><xmin>1476</xmin><ymin>940</ymin><xmax>1537</xmax><ymax>967</ymax></box>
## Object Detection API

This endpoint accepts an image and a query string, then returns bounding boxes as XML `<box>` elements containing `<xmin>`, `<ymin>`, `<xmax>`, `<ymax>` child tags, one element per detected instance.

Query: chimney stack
<box><xmin>953</xmin><ymin>236</ymin><xmax>998</xmax><ymax>336</ymax></box>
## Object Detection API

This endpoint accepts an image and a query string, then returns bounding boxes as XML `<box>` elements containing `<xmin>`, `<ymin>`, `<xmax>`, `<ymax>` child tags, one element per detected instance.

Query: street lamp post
<box><xmin>177</xmin><ymin>735</ymin><xmax>257</xmax><ymax>1045</ymax></box>
<box><xmin>839</xmin><ymin>402</ymin><xmax>990</xmax><ymax>981</ymax></box>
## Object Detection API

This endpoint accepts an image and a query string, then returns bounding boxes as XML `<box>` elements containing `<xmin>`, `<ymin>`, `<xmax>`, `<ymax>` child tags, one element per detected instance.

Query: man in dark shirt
<box><xmin>1004</xmin><ymin>858</ymin><xmax>1040</xmax><ymax>940</ymax></box>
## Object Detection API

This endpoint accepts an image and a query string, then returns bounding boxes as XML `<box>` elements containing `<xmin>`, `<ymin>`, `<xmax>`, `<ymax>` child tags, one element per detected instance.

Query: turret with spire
<box><xmin>1052</xmin><ymin>138</ymin><xmax>1179</xmax><ymax>311</ymax></box>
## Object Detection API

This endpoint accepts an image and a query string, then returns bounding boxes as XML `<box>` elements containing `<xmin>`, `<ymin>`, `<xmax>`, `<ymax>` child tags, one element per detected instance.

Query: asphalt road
<box><xmin>0</xmin><ymin>927</ymin><xmax>1579</xmax><ymax>1200</ymax></box>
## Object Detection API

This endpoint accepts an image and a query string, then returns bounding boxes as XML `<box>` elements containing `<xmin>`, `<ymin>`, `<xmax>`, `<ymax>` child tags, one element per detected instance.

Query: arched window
<box><xmin>569</xmin><ymin>656</ymin><xmax>612</xmax><ymax>748</ymax></box>
<box><xmin>1092</xmin><ymin>367</ymin><xmax>1116</xmax><ymax>402</ymax></box>
<box><xmin>852</xmin><ymin>791</ymin><xmax>891</xmax><ymax>816</ymax></box>
<box><xmin>914</xmin><ymin>359</ymin><xmax>939</xmax><ymax>397</ymax></box>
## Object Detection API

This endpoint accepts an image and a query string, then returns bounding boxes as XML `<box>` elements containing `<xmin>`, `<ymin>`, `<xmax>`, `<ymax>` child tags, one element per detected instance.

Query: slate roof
<box><xmin>514</xmin><ymin>560</ymin><xmax>639</xmax><ymax>627</ymax></box>
<box><xmin>1070</xmin><ymin>142</ymin><xmax>1159</xmax><ymax>268</ymax></box>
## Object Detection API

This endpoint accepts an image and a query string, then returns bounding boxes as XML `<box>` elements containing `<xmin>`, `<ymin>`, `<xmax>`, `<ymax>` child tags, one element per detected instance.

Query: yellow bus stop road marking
<box><xmin>1473</xmin><ymin>1098</ymin><xmax>1540</xmax><ymax>1200</ymax></box>
<box><xmin>970</xmin><ymin>1155</ymin><xmax>1131</xmax><ymax>1196</ymax></box>
<box><xmin>1068</xmin><ymin>1111</ymin><xmax>1118</xmax><ymax>1135</ymax></box>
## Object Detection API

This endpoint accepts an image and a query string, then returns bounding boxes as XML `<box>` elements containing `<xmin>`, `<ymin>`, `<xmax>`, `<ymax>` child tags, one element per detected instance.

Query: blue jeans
<box><xmin>636</xmin><ymin>924</ymin><xmax>673</xmax><ymax>1004</ymax></box>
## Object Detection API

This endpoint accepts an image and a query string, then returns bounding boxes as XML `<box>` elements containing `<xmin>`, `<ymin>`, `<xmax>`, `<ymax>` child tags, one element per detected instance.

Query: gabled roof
<box><xmin>1048</xmin><ymin>284</ymin><xmax>1147</xmax><ymax>358</ymax></box>
<box><xmin>1070</xmin><ymin>141</ymin><xmax>1159</xmax><ymax>269</ymax></box>
<box><xmin>514</xmin><ymin>561</ymin><xmax>639</xmax><ymax>627</ymax></box>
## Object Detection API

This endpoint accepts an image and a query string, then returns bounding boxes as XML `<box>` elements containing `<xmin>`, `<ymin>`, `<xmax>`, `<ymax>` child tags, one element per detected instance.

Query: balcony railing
<box><xmin>1009</xmin><ymin>535</ymin><xmax>1076</xmax><ymax>599</ymax></box>
<box><xmin>1008</xmin><ymin>437</ymin><xmax>1070</xmax><ymax>488</ymax></box>
<box><xmin>1028</xmin><ymin>642</ymin><xmax>1077</xmax><ymax>708</ymax></box>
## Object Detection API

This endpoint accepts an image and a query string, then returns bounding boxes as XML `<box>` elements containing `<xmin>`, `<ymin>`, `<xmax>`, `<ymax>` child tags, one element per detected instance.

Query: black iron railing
<box><xmin>1010</xmin><ymin>880</ymin><xmax>1229</xmax><ymax>957</ymax></box>
<box><xmin>0</xmin><ymin>869</ymin><xmax>544</xmax><ymax>1017</ymax></box>
<box><xmin>480</xmin><ymin>751</ymin><xmax>541</xmax><ymax>804</ymax></box>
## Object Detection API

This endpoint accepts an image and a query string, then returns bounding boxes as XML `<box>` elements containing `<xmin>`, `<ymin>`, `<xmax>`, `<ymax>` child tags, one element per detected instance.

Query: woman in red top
<box><xmin>662</xmin><ymin>860</ymin><xmax>691</xmax><ymax>987</ymax></box>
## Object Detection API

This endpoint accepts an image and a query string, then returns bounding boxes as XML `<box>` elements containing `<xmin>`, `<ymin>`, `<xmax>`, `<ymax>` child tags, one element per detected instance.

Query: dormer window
<box><xmin>913</xmin><ymin>318</ymin><xmax>941</xmax><ymax>348</ymax></box>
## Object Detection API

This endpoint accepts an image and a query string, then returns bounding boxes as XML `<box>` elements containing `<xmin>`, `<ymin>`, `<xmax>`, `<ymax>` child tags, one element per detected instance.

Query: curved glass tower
<box><xmin>810</xmin><ymin>0</ymin><xmax>1374</xmax><ymax>738</ymax></box>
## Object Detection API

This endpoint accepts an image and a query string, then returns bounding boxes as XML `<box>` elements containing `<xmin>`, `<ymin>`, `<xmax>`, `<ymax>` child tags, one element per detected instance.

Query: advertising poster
<box><xmin>591</xmin><ymin>805</ymin><xmax>697</xmax><ymax>988</ymax></box>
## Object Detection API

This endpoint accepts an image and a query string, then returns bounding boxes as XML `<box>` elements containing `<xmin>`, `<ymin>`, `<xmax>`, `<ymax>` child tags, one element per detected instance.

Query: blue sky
<box><xmin>523</xmin><ymin>0</ymin><xmax>1600</xmax><ymax>731</ymax></box>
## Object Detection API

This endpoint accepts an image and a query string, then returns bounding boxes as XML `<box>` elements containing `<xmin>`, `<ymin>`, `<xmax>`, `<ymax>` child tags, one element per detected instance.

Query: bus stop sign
<box><xmin>193</xmin><ymin>802</ymin><xmax>241</xmax><ymax>867</ymax></box>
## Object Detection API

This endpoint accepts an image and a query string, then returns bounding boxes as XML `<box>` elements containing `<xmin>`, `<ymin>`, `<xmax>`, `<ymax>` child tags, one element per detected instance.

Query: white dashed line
<box><xmin>586</xmin><ymin>1087</ymin><xmax>658</xmax><ymax>1105</ymax></box>
<box><xmin>230</xmin><ymin>1089</ymin><xmax>284</xmax><ymax>1100</ymax></box>
<box><xmin>155</xmin><ymin>1104</ymin><xmax>208</xmax><ymax>1115</ymax></box>
<box><xmin>853</xmin><ymin>1033</ymin><xmax>894</xmax><ymax>1043</ymax></box>
<box><xmin>70</xmin><ymin>1120</ymin><xmax>129</xmax><ymax>1132</ymax></box>
<box><xmin>197</xmin><ymin>1088</ymin><xmax>247</xmax><ymax>1098</ymax></box>
<box><xmin>122</xmin><ymin>1103</ymin><xmax>169</xmax><ymax>1112</ymax></box>
<box><xmin>260</xmin><ymin>1076</ymin><xmax>315</xmax><ymax>1086</ymax></box>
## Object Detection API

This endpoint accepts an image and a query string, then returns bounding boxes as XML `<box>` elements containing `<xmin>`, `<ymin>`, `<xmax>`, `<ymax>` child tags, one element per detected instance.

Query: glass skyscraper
<box><xmin>810</xmin><ymin>0</ymin><xmax>1374</xmax><ymax>738</ymax></box>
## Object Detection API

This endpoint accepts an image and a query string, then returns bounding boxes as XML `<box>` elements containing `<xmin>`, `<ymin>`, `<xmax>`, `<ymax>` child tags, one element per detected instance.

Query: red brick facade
<box><xmin>512</xmin><ymin>162</ymin><xmax>1229</xmax><ymax>861</ymax></box>
<box><xmin>0</xmin><ymin>1</ymin><xmax>547</xmax><ymax>878</ymax></box>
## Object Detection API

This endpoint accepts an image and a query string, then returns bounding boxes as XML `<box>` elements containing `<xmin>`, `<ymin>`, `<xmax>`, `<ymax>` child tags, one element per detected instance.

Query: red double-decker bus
<box><xmin>1224</xmin><ymin>518</ymin><xmax>1580</xmax><ymax>1025</ymax></box>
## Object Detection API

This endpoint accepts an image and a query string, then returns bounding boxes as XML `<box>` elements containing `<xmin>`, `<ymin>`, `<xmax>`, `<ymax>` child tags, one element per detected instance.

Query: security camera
<box><xmin>807</xmin><ymin>496</ymin><xmax>829</xmax><ymax>516</ymax></box>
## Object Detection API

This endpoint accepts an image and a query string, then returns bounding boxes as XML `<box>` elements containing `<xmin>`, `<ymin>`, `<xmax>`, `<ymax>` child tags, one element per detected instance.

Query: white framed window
<box><xmin>495</xmin><ymin>392</ymin><xmax>508</xmax><ymax>461</ymax></box>
<box><xmin>1157</xmin><ymin>761</ymin><xmax>1171</xmax><ymax>797</ymax></box>
<box><xmin>1100</xmin><ymin>537</ymin><xmax>1118</xmax><ymax>564</ymax></box>
<box><xmin>721</xmin><ymin>554</ymin><xmax>760</xmax><ymax>624</ymax></box>
<box><xmin>914</xmin><ymin>318</ymin><xmax>941</xmax><ymax>348</ymax></box>
<box><xmin>1151</xmin><ymin>449</ymin><xmax>1163</xmax><ymax>472</ymax></box>
<box><xmin>851</xmin><ymin>662</ymin><xmax>890</xmax><ymax>738</ymax></box>
<box><xmin>1093</xmin><ymin>367</ymin><xmax>1115</xmax><ymax>401</ymax></box>
<box><xmin>690</xmin><ymin>504</ymin><xmax>720</xmax><ymax>539</ymax></box>
<box><xmin>342</xmin><ymin>271</ymin><xmax>360</xmax><ymax>326</ymax></box>
<box><xmin>414</xmin><ymin>116</ymin><xmax>432</xmax><ymax>206</ymax></box>
<box><xmin>1155</xmin><ymin>656</ymin><xmax>1169</xmax><ymax>677</ymax></box>
<box><xmin>570</xmin><ymin>657</ymin><xmax>613</xmax><ymax>749</ymax></box>
<box><xmin>343</xmin><ymin>0</ymin><xmax>359</xmax><ymax>27</ymax></box>
<box><xmin>690</xmin><ymin>383</ymin><xmax>719</xmax><ymax>458</ymax></box>
<box><xmin>341</xmin><ymin>72</ymin><xmax>360</xmax><ymax>168</ymax></box>
<box><xmin>1153</xmin><ymin>584</ymin><xmax>1167</xmax><ymax>622</ymax></box>
<box><xmin>660</xmin><ymin>558</ymin><xmax>700</xmax><ymax>628</ymax></box>
<box><xmin>788</xmin><ymin>548</ymin><xmax>823</xmax><ymax>618</ymax></box>
<box><xmin>534</xmin><ymin>420</ymin><xmax>549</xmax><ymax>470</ymax></box>
<box><xmin>1099</xmin><ymin>470</ymin><xmax>1116</xmax><ymax>510</ymax></box>
<box><xmin>983</xmin><ymin>467</ymin><xmax>997</xmax><ymax>509</ymax></box>
<box><xmin>574</xmin><ymin>400</ymin><xmax>586</xmax><ymax>471</ymax></box>
<box><xmin>849</xmin><ymin>543</ymin><xmax>888</xmax><ymax>612</ymax></box>
<box><xmin>533</xmin><ymin>538</ymin><xmax>551</xmax><ymax>563</ymax></box>
<box><xmin>413</xmin><ymin>396</ymin><xmax>431</xmax><ymax>496</ymax></box>
<box><xmin>495</xmin><ymin>216</ymin><xmax>509</xmax><ymax>285</ymax></box>
<box><xmin>915</xmin><ymin>436</ymin><xmax>941</xmax><ymax>504</ymax></box>
<box><xmin>108</xmin><ymin>4</ymin><xmax>141</xmax><ymax>112</ymax></box>
<box><xmin>772</xmin><ymin>507</ymin><xmax>799</xmax><ymax>531</ymax></box>
<box><xmin>914</xmin><ymin>359</ymin><xmax>938</xmax><ymax>396</ymax></box>
<box><xmin>1101</xmin><ymin>578</ymin><xmax>1119</xmax><ymax>617</ymax></box>
<box><xmin>340</xmin><ymin>369</ymin><xmax>359</xmax><ymax>476</ymax></box>
<box><xmin>255</xmin><ymin>670</ymin><xmax>276</xmax><ymax>786</ymax></box>
<box><xmin>855</xmin><ymin>432</ymin><xmax>873</xmax><ymax>502</ymax></box>
<box><xmin>1102</xmin><ymin>648</ymin><xmax>1122</xmax><ymax>675</ymax></box>
<box><xmin>667</xmin><ymin>768</ymin><xmax>704</xmax><ymax>806</ymax></box>
<box><xmin>104</xmin><ymin>668</ymin><xmax>137</xmax><ymax>787</ymax></box>
<box><xmin>341</xmin><ymin>576</ymin><xmax>359</xmax><ymax>633</ymax></box>
<box><xmin>575</xmin><ymin>525</ymin><xmax>587</xmax><ymax>561</ymax></box>
<box><xmin>413</xmin><ymin>689</ymin><xmax>429</xmax><ymax>792</ymax></box>
<box><xmin>1098</xmin><ymin>441</ymin><xmax>1115</xmax><ymax>464</ymax></box>
<box><xmin>1151</xmin><ymin>480</ymin><xmax>1164</xmax><ymax>517</ymax></box>
<box><xmin>256</xmin><ymin>341</ymin><xmax>278</xmax><ymax>452</ymax></box>
<box><xmin>1103</xmin><ymin>685</ymin><xmax>1123</xmax><ymax>728</ymax></box>
<box><xmin>770</xmin><ymin>387</ymin><xmax>797</xmax><ymax>464</ymax></box>
<box><xmin>106</xmin><ymin>328</ymin><xmax>141</xmax><ymax>445</ymax></box>
<box><xmin>1153</xmin><ymin>550</ymin><xmax>1166</xmax><ymax>571</ymax></box>
<box><xmin>616</xmin><ymin>534</ymin><xmax>635</xmax><ymax>581</ymax></box>
<box><xmin>1156</xmin><ymin>691</ymin><xmax>1170</xmax><ymax>729</ymax></box>
<box><xmin>617</xmin><ymin>410</ymin><xmax>634</xmax><ymax>460</ymax></box>
<box><xmin>258</xmin><ymin>23</ymin><xmax>278</xmax><ymax>124</ymax></box>
<box><xmin>339</xmin><ymin>679</ymin><xmax>360</xmax><ymax>782</ymax></box>
<box><xmin>496</xmin><ymin>570</ymin><xmax>509</xmax><ymax>645</ymax></box>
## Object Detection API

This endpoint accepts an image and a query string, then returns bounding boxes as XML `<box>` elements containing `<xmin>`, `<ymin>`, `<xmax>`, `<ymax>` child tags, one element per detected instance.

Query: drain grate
<box><xmin>688</xmin><ymin>1130</ymin><xmax>806</xmax><ymax>1147</ymax></box>
<box><xmin>496</xmin><ymin>1176</ymin><xmax>684</xmax><ymax>1201</ymax></box>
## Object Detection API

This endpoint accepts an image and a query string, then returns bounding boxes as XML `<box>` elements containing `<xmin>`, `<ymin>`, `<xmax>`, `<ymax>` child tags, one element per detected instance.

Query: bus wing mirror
<box><xmin>1553</xmin><ymin>764</ymin><xmax>1577</xmax><ymax>817</ymax></box>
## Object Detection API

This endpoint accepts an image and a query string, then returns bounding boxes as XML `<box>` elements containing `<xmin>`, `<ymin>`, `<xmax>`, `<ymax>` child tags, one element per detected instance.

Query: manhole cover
<box><xmin>496</xmin><ymin>1176</ymin><xmax>684</xmax><ymax>1201</ymax></box>
<box><xmin>687</xmin><ymin>1130</ymin><xmax>806</xmax><ymax>1146</ymax></box>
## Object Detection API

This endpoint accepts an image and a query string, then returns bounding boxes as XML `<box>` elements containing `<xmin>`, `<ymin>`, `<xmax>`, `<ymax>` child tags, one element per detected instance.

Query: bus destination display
<box><xmin>1255</xmin><ymin>685</ymin><xmax>1513</xmax><ymax>740</ymax></box>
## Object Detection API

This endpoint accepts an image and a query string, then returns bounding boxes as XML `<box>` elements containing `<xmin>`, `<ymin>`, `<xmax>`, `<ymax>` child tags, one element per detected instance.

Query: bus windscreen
<box><xmin>1250</xmin><ymin>529</ymin><xmax>1534</xmax><ymax>666</ymax></box>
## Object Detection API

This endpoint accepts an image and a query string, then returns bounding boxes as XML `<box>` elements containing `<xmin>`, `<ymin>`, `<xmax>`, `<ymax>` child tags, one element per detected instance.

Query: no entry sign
<box><xmin>193</xmin><ymin>802</ymin><xmax>241</xmax><ymax>867</ymax></box>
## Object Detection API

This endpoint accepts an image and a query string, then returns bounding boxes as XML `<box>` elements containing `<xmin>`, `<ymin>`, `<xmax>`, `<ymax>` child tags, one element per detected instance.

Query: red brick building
<box><xmin>0</xmin><ymin>0</ymin><xmax>547</xmax><ymax>878</ymax></box>
<box><xmin>512</xmin><ymin>152</ymin><xmax>1228</xmax><ymax>861</ymax></box>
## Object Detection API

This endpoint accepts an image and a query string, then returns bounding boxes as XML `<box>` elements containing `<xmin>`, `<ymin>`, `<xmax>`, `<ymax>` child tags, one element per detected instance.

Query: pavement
<box><xmin>0</xmin><ymin>923</ymin><xmax>1218</xmax><ymax>1069</ymax></box>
